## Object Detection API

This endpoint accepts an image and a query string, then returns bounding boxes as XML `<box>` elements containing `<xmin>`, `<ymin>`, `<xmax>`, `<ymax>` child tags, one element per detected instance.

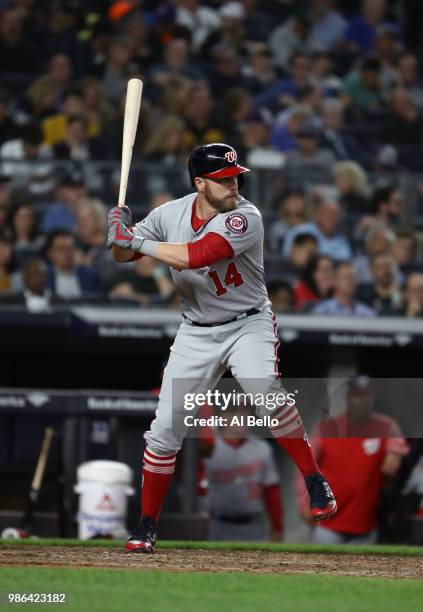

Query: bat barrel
<box><xmin>118</xmin><ymin>78</ymin><xmax>143</xmax><ymax>208</ymax></box>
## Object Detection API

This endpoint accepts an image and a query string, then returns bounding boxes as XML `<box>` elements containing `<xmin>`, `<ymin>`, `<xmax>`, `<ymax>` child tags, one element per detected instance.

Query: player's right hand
<box><xmin>107</xmin><ymin>205</ymin><xmax>132</xmax><ymax>229</ymax></box>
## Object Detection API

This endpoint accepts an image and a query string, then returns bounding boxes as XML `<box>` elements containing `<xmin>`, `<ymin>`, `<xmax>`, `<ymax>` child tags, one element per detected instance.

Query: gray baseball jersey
<box><xmin>204</xmin><ymin>437</ymin><xmax>279</xmax><ymax>516</ymax></box>
<box><xmin>132</xmin><ymin>193</ymin><xmax>270</xmax><ymax>324</ymax></box>
<box><xmin>138</xmin><ymin>192</ymin><xmax>288</xmax><ymax>457</ymax></box>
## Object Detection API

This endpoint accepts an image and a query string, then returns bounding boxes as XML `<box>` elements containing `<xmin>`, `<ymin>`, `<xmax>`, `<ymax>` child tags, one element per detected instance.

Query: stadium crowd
<box><xmin>0</xmin><ymin>0</ymin><xmax>423</xmax><ymax>316</ymax></box>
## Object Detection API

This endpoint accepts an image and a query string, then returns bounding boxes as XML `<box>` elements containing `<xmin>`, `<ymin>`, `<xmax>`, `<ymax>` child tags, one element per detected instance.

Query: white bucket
<box><xmin>74</xmin><ymin>460</ymin><xmax>134</xmax><ymax>540</ymax></box>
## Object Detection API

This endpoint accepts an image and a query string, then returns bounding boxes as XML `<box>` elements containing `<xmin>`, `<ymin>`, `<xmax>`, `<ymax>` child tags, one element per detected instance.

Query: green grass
<box><xmin>1</xmin><ymin>538</ymin><xmax>423</xmax><ymax>557</ymax></box>
<box><xmin>1</xmin><ymin>567</ymin><xmax>422</xmax><ymax>612</ymax></box>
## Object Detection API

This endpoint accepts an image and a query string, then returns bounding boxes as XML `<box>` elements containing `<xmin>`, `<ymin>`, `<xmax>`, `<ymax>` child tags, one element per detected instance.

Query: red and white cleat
<box><xmin>125</xmin><ymin>516</ymin><xmax>157</xmax><ymax>553</ymax></box>
<box><xmin>305</xmin><ymin>473</ymin><xmax>338</xmax><ymax>522</ymax></box>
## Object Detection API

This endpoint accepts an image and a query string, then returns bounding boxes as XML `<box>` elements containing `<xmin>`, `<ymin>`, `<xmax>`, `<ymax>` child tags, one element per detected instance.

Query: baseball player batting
<box><xmin>107</xmin><ymin>143</ymin><xmax>337</xmax><ymax>552</ymax></box>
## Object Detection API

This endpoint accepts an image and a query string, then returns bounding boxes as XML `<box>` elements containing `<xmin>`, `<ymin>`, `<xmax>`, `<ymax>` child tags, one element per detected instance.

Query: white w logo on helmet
<box><xmin>224</xmin><ymin>150</ymin><xmax>237</xmax><ymax>163</ymax></box>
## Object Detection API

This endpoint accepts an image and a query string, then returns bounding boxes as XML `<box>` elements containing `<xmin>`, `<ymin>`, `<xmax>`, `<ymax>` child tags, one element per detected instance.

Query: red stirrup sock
<box><xmin>141</xmin><ymin>448</ymin><xmax>177</xmax><ymax>521</ymax></box>
<box><xmin>270</xmin><ymin>404</ymin><xmax>319</xmax><ymax>477</ymax></box>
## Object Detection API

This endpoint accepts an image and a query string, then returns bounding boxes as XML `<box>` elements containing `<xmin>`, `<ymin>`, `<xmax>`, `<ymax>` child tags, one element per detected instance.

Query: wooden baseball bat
<box><xmin>118</xmin><ymin>78</ymin><xmax>143</xmax><ymax>208</ymax></box>
<box><xmin>21</xmin><ymin>427</ymin><xmax>54</xmax><ymax>534</ymax></box>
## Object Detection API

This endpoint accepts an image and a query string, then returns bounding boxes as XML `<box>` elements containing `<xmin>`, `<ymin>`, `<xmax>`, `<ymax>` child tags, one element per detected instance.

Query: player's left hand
<box><xmin>107</xmin><ymin>221</ymin><xmax>146</xmax><ymax>251</ymax></box>
<box><xmin>107</xmin><ymin>220</ymin><xmax>135</xmax><ymax>249</ymax></box>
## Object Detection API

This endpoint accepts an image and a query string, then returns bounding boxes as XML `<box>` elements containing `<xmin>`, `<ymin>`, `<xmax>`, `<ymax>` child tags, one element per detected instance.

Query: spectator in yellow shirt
<box><xmin>42</xmin><ymin>86</ymin><xmax>98</xmax><ymax>146</ymax></box>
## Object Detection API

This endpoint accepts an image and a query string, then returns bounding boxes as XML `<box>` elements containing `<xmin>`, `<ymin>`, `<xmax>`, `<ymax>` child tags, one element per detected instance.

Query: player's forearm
<box><xmin>140</xmin><ymin>242</ymin><xmax>189</xmax><ymax>271</ymax></box>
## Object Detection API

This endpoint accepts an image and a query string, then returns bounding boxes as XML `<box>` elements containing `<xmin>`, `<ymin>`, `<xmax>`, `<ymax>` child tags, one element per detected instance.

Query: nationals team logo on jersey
<box><xmin>225</xmin><ymin>212</ymin><xmax>248</xmax><ymax>234</ymax></box>
<box><xmin>362</xmin><ymin>438</ymin><xmax>381</xmax><ymax>455</ymax></box>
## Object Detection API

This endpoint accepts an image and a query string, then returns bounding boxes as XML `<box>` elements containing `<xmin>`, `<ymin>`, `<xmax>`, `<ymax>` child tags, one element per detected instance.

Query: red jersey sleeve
<box><xmin>188</xmin><ymin>232</ymin><xmax>234</xmax><ymax>269</ymax></box>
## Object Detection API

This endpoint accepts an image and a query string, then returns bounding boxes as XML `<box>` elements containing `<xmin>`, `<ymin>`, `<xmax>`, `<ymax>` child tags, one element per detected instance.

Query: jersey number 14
<box><xmin>208</xmin><ymin>262</ymin><xmax>244</xmax><ymax>296</ymax></box>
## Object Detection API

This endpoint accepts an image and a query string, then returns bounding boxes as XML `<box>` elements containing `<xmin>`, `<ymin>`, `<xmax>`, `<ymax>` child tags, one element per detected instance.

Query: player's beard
<box><xmin>204</xmin><ymin>183</ymin><xmax>239</xmax><ymax>212</ymax></box>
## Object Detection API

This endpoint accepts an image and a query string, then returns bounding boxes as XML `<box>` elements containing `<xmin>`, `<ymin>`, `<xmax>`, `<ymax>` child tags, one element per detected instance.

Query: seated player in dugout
<box><xmin>200</xmin><ymin>400</ymin><xmax>284</xmax><ymax>542</ymax></box>
<box><xmin>107</xmin><ymin>143</ymin><xmax>337</xmax><ymax>552</ymax></box>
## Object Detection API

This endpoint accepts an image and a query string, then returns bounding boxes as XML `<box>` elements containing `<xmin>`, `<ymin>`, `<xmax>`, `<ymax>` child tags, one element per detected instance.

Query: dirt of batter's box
<box><xmin>1</xmin><ymin>546</ymin><xmax>423</xmax><ymax>579</ymax></box>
